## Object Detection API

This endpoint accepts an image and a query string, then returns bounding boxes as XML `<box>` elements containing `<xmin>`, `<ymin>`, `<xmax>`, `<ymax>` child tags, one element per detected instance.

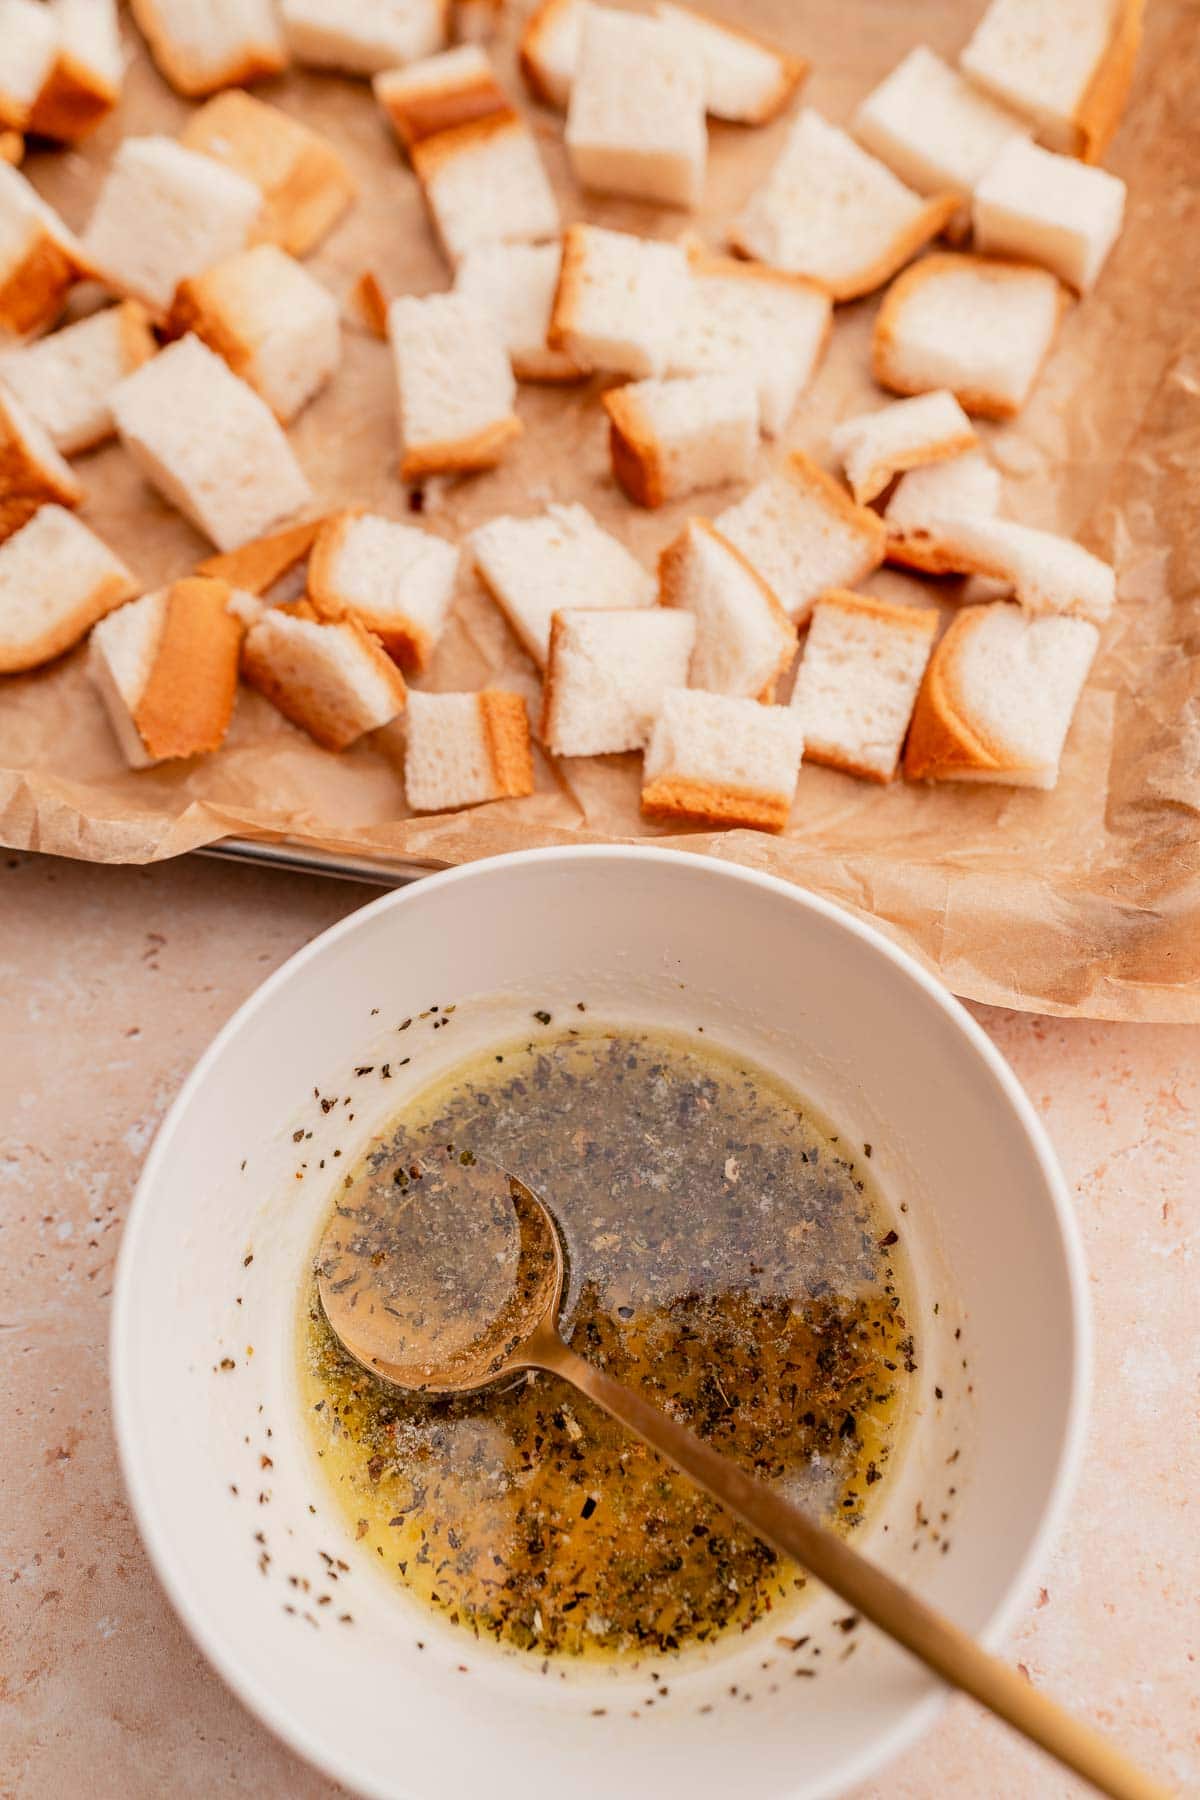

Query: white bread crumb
<box><xmin>548</xmin><ymin>222</ymin><xmax>690</xmax><ymax>378</ymax></box>
<box><xmin>603</xmin><ymin>373</ymin><xmax>758</xmax><ymax>509</ymax></box>
<box><xmin>973</xmin><ymin>136</ymin><xmax>1125</xmax><ymax>293</ymax></box>
<box><xmin>387</xmin><ymin>290</ymin><xmax>520</xmax><ymax>481</ymax></box>
<box><xmin>565</xmin><ymin>5</ymin><xmax>706</xmax><ymax>210</ymax></box>
<box><xmin>454</xmin><ymin>241</ymin><xmax>583</xmax><ymax>382</ymax></box>
<box><xmin>279</xmin><ymin>0</ymin><xmax>447</xmax><ymax>73</ymax></box>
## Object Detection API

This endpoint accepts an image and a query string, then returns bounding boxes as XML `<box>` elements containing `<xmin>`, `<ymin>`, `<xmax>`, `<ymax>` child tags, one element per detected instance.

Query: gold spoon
<box><xmin>317</xmin><ymin>1151</ymin><xmax>1168</xmax><ymax>1800</ymax></box>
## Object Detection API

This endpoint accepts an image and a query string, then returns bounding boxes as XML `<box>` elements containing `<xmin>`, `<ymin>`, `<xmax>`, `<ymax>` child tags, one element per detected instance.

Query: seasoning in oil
<box><xmin>300</xmin><ymin>1028</ymin><xmax>916</xmax><ymax>1663</ymax></box>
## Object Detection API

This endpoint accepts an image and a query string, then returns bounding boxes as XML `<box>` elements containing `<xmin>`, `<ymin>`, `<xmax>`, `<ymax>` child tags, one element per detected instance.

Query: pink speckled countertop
<box><xmin>2</xmin><ymin>853</ymin><xmax>1197</xmax><ymax>1799</ymax></box>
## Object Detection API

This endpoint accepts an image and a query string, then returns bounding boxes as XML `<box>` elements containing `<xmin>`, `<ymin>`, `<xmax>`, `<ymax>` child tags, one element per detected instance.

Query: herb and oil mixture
<box><xmin>300</xmin><ymin>1027</ymin><xmax>916</xmax><ymax>1663</ymax></box>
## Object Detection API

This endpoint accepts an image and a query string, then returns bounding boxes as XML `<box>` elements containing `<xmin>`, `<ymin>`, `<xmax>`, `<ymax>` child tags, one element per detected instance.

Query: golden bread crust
<box><xmin>1076</xmin><ymin>0</ymin><xmax>1144</xmax><ymax>162</ymax></box>
<box><xmin>517</xmin><ymin>0</ymin><xmax>577</xmax><ymax>108</ymax></box>
<box><xmin>658</xmin><ymin>518</ymin><xmax>796</xmax><ymax>704</ymax></box>
<box><xmin>0</xmin><ymin>395</ymin><xmax>84</xmax><ymax>544</ymax></box>
<box><xmin>399</xmin><ymin>415</ymin><xmax>522</xmax><ymax>482</ymax></box>
<box><xmin>380</xmin><ymin>70</ymin><xmax>511</xmax><ymax>152</ymax></box>
<box><xmin>0</xmin><ymin>566</ymin><xmax>135</xmax><ymax>674</ymax></box>
<box><xmin>847</xmin><ymin>425</ymin><xmax>978</xmax><ymax>505</ymax></box>
<box><xmin>479</xmin><ymin>689</ymin><xmax>534</xmax><ymax>796</ymax></box>
<box><xmin>27</xmin><ymin>52</ymin><xmax>119</xmax><ymax>141</ymax></box>
<box><xmin>353</xmin><ymin>270</ymin><xmax>390</xmax><ymax>340</ymax></box>
<box><xmin>729</xmin><ymin>191</ymin><xmax>960</xmax><ymax>303</ymax></box>
<box><xmin>602</xmin><ymin>387</ymin><xmax>664</xmax><ymax>508</ymax></box>
<box><xmin>181</xmin><ymin>92</ymin><xmax>355</xmax><ymax>257</ymax></box>
<box><xmin>641</xmin><ymin>774</ymin><xmax>792</xmax><ymax>833</ymax></box>
<box><xmin>903</xmin><ymin>606</ymin><xmax>1006</xmax><ymax>781</ymax></box>
<box><xmin>0</xmin><ymin>223</ymin><xmax>82</xmax><ymax>338</ymax></box>
<box><xmin>241</xmin><ymin>611</ymin><xmax>407</xmax><ymax>752</ymax></box>
<box><xmin>784</xmin><ymin>449</ymin><xmax>888</xmax><ymax>569</ymax></box>
<box><xmin>133</xmin><ymin>576</ymin><xmax>243</xmax><ymax>759</ymax></box>
<box><xmin>196</xmin><ymin>516</ymin><xmax>325</xmax><ymax>594</ymax></box>
<box><xmin>306</xmin><ymin>508</ymin><xmax>436</xmax><ymax>674</ymax></box>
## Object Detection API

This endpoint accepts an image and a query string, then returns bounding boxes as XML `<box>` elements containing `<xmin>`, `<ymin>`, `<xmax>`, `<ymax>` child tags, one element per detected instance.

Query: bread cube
<box><xmin>413</xmin><ymin>113</ymin><xmax>558</xmax><ymax>267</ymax></box>
<box><xmin>872</xmin><ymin>252</ymin><xmax>1065</xmax><ymax>420</ymax></box>
<box><xmin>659</xmin><ymin>517</ymin><xmax>795</xmax><ymax>702</ymax></box>
<box><xmin>883</xmin><ymin>450</ymin><xmax>1001</xmax><ymax>573</ymax></box>
<box><xmin>670</xmin><ymin>243</ymin><xmax>831</xmax><ymax>439</ymax></box>
<box><xmin>307</xmin><ymin>508</ymin><xmax>459</xmax><ymax>672</ymax></box>
<box><xmin>129</xmin><ymin>0</ymin><xmax>287</xmax><ymax>98</ymax></box>
<box><xmin>0</xmin><ymin>0</ymin><xmax>58</xmax><ymax>132</ymax></box>
<box><xmin>374</xmin><ymin>44</ymin><xmax>510</xmax><ymax>152</ymax></box>
<box><xmin>0</xmin><ymin>503</ymin><xmax>136</xmax><ymax>672</ymax></box>
<box><xmin>566</xmin><ymin>6</ymin><xmax>706</xmax><ymax>210</ymax></box>
<box><xmin>541</xmin><ymin>606</ymin><xmax>696</xmax><ymax>756</ymax></box>
<box><xmin>181</xmin><ymin>91</ymin><xmax>357</xmax><ymax>258</ymax></box>
<box><xmin>603</xmin><ymin>373</ymin><xmax>758</xmax><ymax>509</ymax></box>
<box><xmin>169</xmin><ymin>244</ymin><xmax>341</xmax><ymax>423</ymax></box>
<box><xmin>387</xmin><ymin>291</ymin><xmax>520</xmax><ymax>481</ymax></box>
<box><xmin>0</xmin><ymin>301</ymin><xmax>156</xmax><ymax>455</ymax></box>
<box><xmin>405</xmin><ymin>688</ymin><xmax>534</xmax><ymax>810</ymax></box>
<box><xmin>853</xmin><ymin>46</ymin><xmax>1028</xmax><ymax>227</ymax></box>
<box><xmin>791</xmin><ymin>589</ymin><xmax>937</xmax><ymax>783</ymax></box>
<box><xmin>960</xmin><ymin>0</ymin><xmax>1142</xmax><ymax>161</ymax></box>
<box><xmin>715</xmin><ymin>451</ymin><xmax>886</xmax><ymax>626</ymax></box>
<box><xmin>652</xmin><ymin>2</ymin><xmax>805</xmax><ymax>125</ymax></box>
<box><xmin>548</xmin><ymin>222</ymin><xmax>690</xmax><ymax>379</ymax></box>
<box><xmin>470</xmin><ymin>500</ymin><xmax>655</xmax><ymax>667</ymax></box>
<box><xmin>0</xmin><ymin>387</ymin><xmax>84</xmax><ymax>541</ymax></box>
<box><xmin>830</xmin><ymin>390</ymin><xmax>977</xmax><ymax>505</ymax></box>
<box><xmin>454</xmin><ymin>241</ymin><xmax>584</xmax><ymax>382</ymax></box>
<box><xmin>919</xmin><ymin>517</ymin><xmax>1116</xmax><ymax>624</ymax></box>
<box><xmin>28</xmin><ymin>0</ymin><xmax>123</xmax><ymax>142</ymax></box>
<box><xmin>905</xmin><ymin>602</ymin><xmax>1098</xmax><ymax>788</ymax></box>
<box><xmin>729</xmin><ymin>108</ymin><xmax>958</xmax><ymax>302</ymax></box>
<box><xmin>0</xmin><ymin>161</ymin><xmax>88</xmax><ymax>339</ymax></box>
<box><xmin>973</xmin><ymin>137</ymin><xmax>1125</xmax><ymax>294</ymax></box>
<box><xmin>280</xmin><ymin>0</ymin><xmax>448</xmax><ymax>73</ymax></box>
<box><xmin>242</xmin><ymin>603</ymin><xmax>408</xmax><ymax>750</ymax></box>
<box><xmin>80</xmin><ymin>137</ymin><xmax>261</xmax><ymax>316</ymax></box>
<box><xmin>88</xmin><ymin>577</ymin><xmax>244</xmax><ymax>767</ymax></box>
<box><xmin>111</xmin><ymin>334</ymin><xmax>312</xmax><ymax>552</ymax></box>
<box><xmin>0</xmin><ymin>134</ymin><xmax>22</xmax><ymax>166</ymax></box>
<box><xmin>641</xmin><ymin>687</ymin><xmax>804</xmax><ymax>831</ymax></box>
<box><xmin>519</xmin><ymin>0</ymin><xmax>582</xmax><ymax>109</ymax></box>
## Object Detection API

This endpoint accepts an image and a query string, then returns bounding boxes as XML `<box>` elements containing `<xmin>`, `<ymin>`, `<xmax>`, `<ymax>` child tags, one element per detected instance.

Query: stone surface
<box><xmin>1</xmin><ymin>853</ymin><xmax>1196</xmax><ymax>1798</ymax></box>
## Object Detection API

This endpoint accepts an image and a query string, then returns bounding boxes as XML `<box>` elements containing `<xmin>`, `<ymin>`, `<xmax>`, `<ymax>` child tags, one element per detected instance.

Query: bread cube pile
<box><xmin>0</xmin><ymin>0</ymin><xmax>1143</xmax><ymax>823</ymax></box>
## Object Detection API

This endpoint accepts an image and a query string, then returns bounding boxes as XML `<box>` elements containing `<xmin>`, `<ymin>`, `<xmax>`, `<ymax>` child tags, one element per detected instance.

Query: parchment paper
<box><xmin>3</xmin><ymin>1</ymin><xmax>1199</xmax><ymax>1021</ymax></box>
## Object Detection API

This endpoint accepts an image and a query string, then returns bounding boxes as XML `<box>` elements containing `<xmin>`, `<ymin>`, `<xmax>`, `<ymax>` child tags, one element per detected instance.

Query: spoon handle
<box><xmin>540</xmin><ymin>1336</ymin><xmax>1170</xmax><ymax>1800</ymax></box>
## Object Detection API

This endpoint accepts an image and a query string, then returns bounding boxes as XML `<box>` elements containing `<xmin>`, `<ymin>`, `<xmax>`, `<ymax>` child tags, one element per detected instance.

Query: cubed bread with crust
<box><xmin>540</xmin><ymin>606</ymin><xmax>696</xmax><ymax>756</ymax></box>
<box><xmin>904</xmin><ymin>602</ymin><xmax>1098</xmax><ymax>788</ymax></box>
<box><xmin>790</xmin><ymin>588</ymin><xmax>937</xmax><ymax>783</ymax></box>
<box><xmin>715</xmin><ymin>451</ymin><xmax>886</xmax><ymax>626</ymax></box>
<box><xmin>884</xmin><ymin>450</ymin><xmax>1001</xmax><ymax>572</ymax></box>
<box><xmin>0</xmin><ymin>134</ymin><xmax>21</xmax><ymax>167</ymax></box>
<box><xmin>565</xmin><ymin>6</ymin><xmax>706</xmax><ymax>210</ymax></box>
<box><xmin>549</xmin><ymin>222</ymin><xmax>690</xmax><ymax>379</ymax></box>
<box><xmin>80</xmin><ymin>136</ymin><xmax>262</xmax><ymax>316</ymax></box>
<box><xmin>454</xmin><ymin>241</ymin><xmax>584</xmax><ymax>382</ymax></box>
<box><xmin>280</xmin><ymin>0</ymin><xmax>448</xmax><ymax>74</ymax></box>
<box><xmin>0</xmin><ymin>301</ymin><xmax>156</xmax><ymax>455</ymax></box>
<box><xmin>129</xmin><ymin>0</ymin><xmax>287</xmax><ymax>98</ymax></box>
<box><xmin>0</xmin><ymin>503</ymin><xmax>136</xmax><ymax>672</ymax></box>
<box><xmin>28</xmin><ymin>0</ymin><xmax>123</xmax><ymax>142</ymax></box>
<box><xmin>413</xmin><ymin>112</ymin><xmax>558</xmax><ymax>266</ymax></box>
<box><xmin>197</xmin><ymin>516</ymin><xmax>326</xmax><ymax>594</ymax></box>
<box><xmin>405</xmin><ymin>688</ymin><xmax>533</xmax><ymax>810</ymax></box>
<box><xmin>0</xmin><ymin>161</ymin><xmax>89</xmax><ymax>340</ymax></box>
<box><xmin>519</xmin><ymin>0</ymin><xmax>584</xmax><ymax>110</ymax></box>
<box><xmin>471</xmin><ymin>500</ymin><xmax>655</xmax><ymax>667</ymax></box>
<box><xmin>830</xmin><ymin>390</ymin><xmax>977</xmax><ymax>505</ymax></box>
<box><xmin>111</xmin><ymin>334</ymin><xmax>312</xmax><ymax>553</ymax></box>
<box><xmin>0</xmin><ymin>387</ymin><xmax>84</xmax><ymax>540</ymax></box>
<box><xmin>659</xmin><ymin>517</ymin><xmax>795</xmax><ymax>702</ymax></box>
<box><xmin>852</xmin><ymin>45</ymin><xmax>1028</xmax><ymax>228</ymax></box>
<box><xmin>652</xmin><ymin>2</ymin><xmax>805</xmax><ymax>125</ymax></box>
<box><xmin>872</xmin><ymin>253</ymin><xmax>1065</xmax><ymax>420</ymax></box>
<box><xmin>241</xmin><ymin>604</ymin><xmax>408</xmax><ymax>749</ymax></box>
<box><xmin>374</xmin><ymin>44</ymin><xmax>510</xmax><ymax>152</ymax></box>
<box><xmin>960</xmin><ymin>0</ymin><xmax>1143</xmax><ymax>162</ymax></box>
<box><xmin>181</xmin><ymin>91</ymin><xmax>357</xmax><ymax>258</ymax></box>
<box><xmin>670</xmin><ymin>242</ymin><xmax>831</xmax><ymax>440</ymax></box>
<box><xmin>918</xmin><ymin>516</ymin><xmax>1116</xmax><ymax>623</ymax></box>
<box><xmin>0</xmin><ymin>0</ymin><xmax>58</xmax><ymax>132</ymax></box>
<box><xmin>603</xmin><ymin>373</ymin><xmax>758</xmax><ymax>509</ymax></box>
<box><xmin>729</xmin><ymin>109</ymin><xmax>958</xmax><ymax>302</ymax></box>
<box><xmin>641</xmin><ymin>686</ymin><xmax>804</xmax><ymax>832</ymax></box>
<box><xmin>87</xmin><ymin>577</ymin><xmax>244</xmax><ymax>767</ymax></box>
<box><xmin>387</xmin><ymin>291</ymin><xmax>520</xmax><ymax>481</ymax></box>
<box><xmin>973</xmin><ymin>137</ymin><xmax>1125</xmax><ymax>294</ymax></box>
<box><xmin>168</xmin><ymin>244</ymin><xmax>341</xmax><ymax>424</ymax></box>
<box><xmin>307</xmin><ymin>508</ymin><xmax>459</xmax><ymax>672</ymax></box>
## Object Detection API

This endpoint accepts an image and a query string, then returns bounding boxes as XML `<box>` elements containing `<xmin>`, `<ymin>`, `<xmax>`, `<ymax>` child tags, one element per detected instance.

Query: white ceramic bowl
<box><xmin>112</xmin><ymin>848</ymin><xmax>1089</xmax><ymax>1800</ymax></box>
